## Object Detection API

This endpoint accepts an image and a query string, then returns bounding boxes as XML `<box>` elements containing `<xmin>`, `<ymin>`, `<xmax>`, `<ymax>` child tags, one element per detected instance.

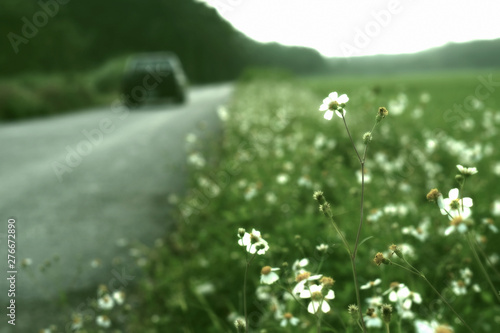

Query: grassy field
<box><xmin>53</xmin><ymin>69</ymin><xmax>500</xmax><ymax>332</ymax></box>
<box><xmin>128</xmin><ymin>70</ymin><xmax>500</xmax><ymax>333</ymax></box>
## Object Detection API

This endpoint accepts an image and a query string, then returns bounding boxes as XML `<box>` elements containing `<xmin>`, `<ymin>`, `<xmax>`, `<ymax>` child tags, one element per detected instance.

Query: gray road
<box><xmin>0</xmin><ymin>83</ymin><xmax>232</xmax><ymax>331</ymax></box>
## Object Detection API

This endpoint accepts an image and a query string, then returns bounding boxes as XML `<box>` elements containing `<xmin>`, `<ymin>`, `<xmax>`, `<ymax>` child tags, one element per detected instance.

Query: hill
<box><xmin>326</xmin><ymin>39</ymin><xmax>500</xmax><ymax>75</ymax></box>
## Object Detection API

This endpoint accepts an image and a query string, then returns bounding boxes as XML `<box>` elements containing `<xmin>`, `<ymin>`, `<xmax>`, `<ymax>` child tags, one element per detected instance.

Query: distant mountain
<box><xmin>326</xmin><ymin>39</ymin><xmax>500</xmax><ymax>75</ymax></box>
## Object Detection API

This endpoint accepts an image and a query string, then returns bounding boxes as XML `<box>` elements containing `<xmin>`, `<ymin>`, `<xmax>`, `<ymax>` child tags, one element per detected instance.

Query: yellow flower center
<box><xmin>283</xmin><ymin>312</ymin><xmax>293</xmax><ymax>319</ymax></box>
<box><xmin>328</xmin><ymin>101</ymin><xmax>339</xmax><ymax>110</ymax></box>
<box><xmin>320</xmin><ymin>277</ymin><xmax>335</xmax><ymax>288</ymax></box>
<box><xmin>450</xmin><ymin>216</ymin><xmax>463</xmax><ymax>226</ymax></box>
<box><xmin>250</xmin><ymin>233</ymin><xmax>260</xmax><ymax>244</ymax></box>
<box><xmin>311</xmin><ymin>291</ymin><xmax>323</xmax><ymax>301</ymax></box>
<box><xmin>296</xmin><ymin>271</ymin><xmax>311</xmax><ymax>282</ymax></box>
<box><xmin>261</xmin><ymin>266</ymin><xmax>272</xmax><ymax>275</ymax></box>
<box><xmin>450</xmin><ymin>199</ymin><xmax>460</xmax><ymax>210</ymax></box>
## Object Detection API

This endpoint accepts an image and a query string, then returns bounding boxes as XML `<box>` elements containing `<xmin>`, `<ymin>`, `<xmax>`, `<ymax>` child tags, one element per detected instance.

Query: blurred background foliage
<box><xmin>1</xmin><ymin>0</ymin><xmax>500</xmax><ymax>121</ymax></box>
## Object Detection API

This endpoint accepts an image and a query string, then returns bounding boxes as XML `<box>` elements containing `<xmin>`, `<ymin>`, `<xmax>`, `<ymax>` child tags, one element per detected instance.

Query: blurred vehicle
<box><xmin>121</xmin><ymin>52</ymin><xmax>188</xmax><ymax>107</ymax></box>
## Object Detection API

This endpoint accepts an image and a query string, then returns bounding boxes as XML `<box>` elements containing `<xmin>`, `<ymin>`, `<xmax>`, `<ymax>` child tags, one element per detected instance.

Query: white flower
<box><xmin>460</xmin><ymin>267</ymin><xmax>473</xmax><ymax>285</ymax></box>
<box><xmin>493</xmin><ymin>199</ymin><xmax>500</xmax><ymax>216</ymax></box>
<box><xmin>217</xmin><ymin>105</ymin><xmax>229</xmax><ymax>121</ymax></box>
<box><xmin>444</xmin><ymin>215</ymin><xmax>468</xmax><ymax>236</ymax></box>
<box><xmin>316</xmin><ymin>243</ymin><xmax>329</xmax><ymax>253</ymax></box>
<box><xmin>365</xmin><ymin>296</ymin><xmax>383</xmax><ymax>307</ymax></box>
<box><xmin>389</xmin><ymin>285</ymin><xmax>410</xmax><ymax>303</ymax></box>
<box><xmin>238</xmin><ymin>229</ymin><xmax>269</xmax><ymax>255</ymax></box>
<box><xmin>482</xmin><ymin>218</ymin><xmax>498</xmax><ymax>233</ymax></box>
<box><xmin>402</xmin><ymin>218</ymin><xmax>430</xmax><ymax>242</ymax></box>
<box><xmin>276</xmin><ymin>173</ymin><xmax>289</xmax><ymax>184</ymax></box>
<box><xmin>364</xmin><ymin>312</ymin><xmax>383</xmax><ymax>328</ymax></box>
<box><xmin>319</xmin><ymin>92</ymin><xmax>349</xmax><ymax>120</ymax></box>
<box><xmin>256</xmin><ymin>286</ymin><xmax>272</xmax><ymax>300</ymax></box>
<box><xmin>439</xmin><ymin>188</ymin><xmax>473</xmax><ymax>218</ymax></box>
<box><xmin>112</xmin><ymin>290</ymin><xmax>126</xmax><ymax>305</ymax></box>
<box><xmin>292</xmin><ymin>272</ymin><xmax>322</xmax><ymax>294</ymax></box>
<box><xmin>96</xmin><ymin>315</ymin><xmax>111</xmax><ymax>328</ymax></box>
<box><xmin>457</xmin><ymin>164</ymin><xmax>478</xmax><ymax>175</ymax></box>
<box><xmin>360</xmin><ymin>278</ymin><xmax>382</xmax><ymax>290</ymax></box>
<box><xmin>187</xmin><ymin>152</ymin><xmax>206</xmax><ymax>168</ymax></box>
<box><xmin>280</xmin><ymin>312</ymin><xmax>300</xmax><ymax>327</ymax></box>
<box><xmin>300</xmin><ymin>284</ymin><xmax>335</xmax><ymax>314</ymax></box>
<box><xmin>97</xmin><ymin>294</ymin><xmax>114</xmax><ymax>310</ymax></box>
<box><xmin>71</xmin><ymin>314</ymin><xmax>83</xmax><ymax>330</ymax></box>
<box><xmin>292</xmin><ymin>258</ymin><xmax>309</xmax><ymax>272</ymax></box>
<box><xmin>414</xmin><ymin>320</ymin><xmax>453</xmax><ymax>333</ymax></box>
<box><xmin>451</xmin><ymin>280</ymin><xmax>467</xmax><ymax>295</ymax></box>
<box><xmin>260</xmin><ymin>266</ymin><xmax>280</xmax><ymax>285</ymax></box>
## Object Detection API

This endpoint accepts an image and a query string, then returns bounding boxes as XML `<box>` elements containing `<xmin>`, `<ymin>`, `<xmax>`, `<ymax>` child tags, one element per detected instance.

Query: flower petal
<box><xmin>324</xmin><ymin>110</ymin><xmax>334</xmax><ymax>120</ymax></box>
<box><xmin>307</xmin><ymin>301</ymin><xmax>319</xmax><ymax>314</ymax></box>
<box><xmin>321</xmin><ymin>300</ymin><xmax>331</xmax><ymax>313</ymax></box>
<box><xmin>449</xmin><ymin>188</ymin><xmax>459</xmax><ymax>200</ymax></box>
<box><xmin>319</xmin><ymin>104</ymin><xmax>329</xmax><ymax>111</ymax></box>
<box><xmin>325</xmin><ymin>290</ymin><xmax>335</xmax><ymax>299</ymax></box>
<box><xmin>462</xmin><ymin>197</ymin><xmax>473</xmax><ymax>207</ymax></box>
<box><xmin>335</xmin><ymin>109</ymin><xmax>345</xmax><ymax>118</ymax></box>
<box><xmin>444</xmin><ymin>226</ymin><xmax>454</xmax><ymax>236</ymax></box>
<box><xmin>328</xmin><ymin>92</ymin><xmax>338</xmax><ymax>100</ymax></box>
<box><xmin>337</xmin><ymin>94</ymin><xmax>349</xmax><ymax>104</ymax></box>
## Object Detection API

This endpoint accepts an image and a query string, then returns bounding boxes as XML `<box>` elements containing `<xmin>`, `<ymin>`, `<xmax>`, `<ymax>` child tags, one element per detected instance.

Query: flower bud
<box><xmin>426</xmin><ymin>188</ymin><xmax>440</xmax><ymax>202</ymax></box>
<box><xmin>376</xmin><ymin>107</ymin><xmax>389</xmax><ymax>122</ymax></box>
<box><xmin>348</xmin><ymin>304</ymin><xmax>360</xmax><ymax>321</ymax></box>
<box><xmin>380</xmin><ymin>304</ymin><xmax>392</xmax><ymax>324</ymax></box>
<box><xmin>373</xmin><ymin>252</ymin><xmax>390</xmax><ymax>266</ymax></box>
<box><xmin>389</xmin><ymin>244</ymin><xmax>404</xmax><ymax>259</ymax></box>
<box><xmin>363</xmin><ymin>132</ymin><xmax>372</xmax><ymax>144</ymax></box>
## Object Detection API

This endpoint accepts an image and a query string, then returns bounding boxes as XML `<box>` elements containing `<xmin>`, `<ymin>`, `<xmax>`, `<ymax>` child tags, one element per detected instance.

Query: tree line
<box><xmin>0</xmin><ymin>0</ymin><xmax>325</xmax><ymax>82</ymax></box>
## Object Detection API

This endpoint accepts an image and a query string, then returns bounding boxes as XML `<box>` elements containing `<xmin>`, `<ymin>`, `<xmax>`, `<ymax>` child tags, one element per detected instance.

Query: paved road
<box><xmin>0</xmin><ymin>83</ymin><xmax>232</xmax><ymax>331</ymax></box>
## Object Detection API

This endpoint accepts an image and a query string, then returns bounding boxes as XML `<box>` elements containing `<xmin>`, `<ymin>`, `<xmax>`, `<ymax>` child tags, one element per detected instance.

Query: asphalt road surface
<box><xmin>0</xmin><ymin>83</ymin><xmax>232</xmax><ymax>331</ymax></box>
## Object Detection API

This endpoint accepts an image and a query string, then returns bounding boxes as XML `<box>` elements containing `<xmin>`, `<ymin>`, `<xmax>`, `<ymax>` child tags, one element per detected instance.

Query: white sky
<box><xmin>199</xmin><ymin>0</ymin><xmax>500</xmax><ymax>57</ymax></box>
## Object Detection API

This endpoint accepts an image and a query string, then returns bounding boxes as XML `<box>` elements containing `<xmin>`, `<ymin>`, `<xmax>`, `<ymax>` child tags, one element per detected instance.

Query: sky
<box><xmin>199</xmin><ymin>0</ymin><xmax>500</xmax><ymax>57</ymax></box>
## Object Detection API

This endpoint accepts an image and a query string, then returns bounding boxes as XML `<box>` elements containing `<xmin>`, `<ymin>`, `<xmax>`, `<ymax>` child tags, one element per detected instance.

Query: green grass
<box><xmin>127</xmin><ymin>69</ymin><xmax>500</xmax><ymax>332</ymax></box>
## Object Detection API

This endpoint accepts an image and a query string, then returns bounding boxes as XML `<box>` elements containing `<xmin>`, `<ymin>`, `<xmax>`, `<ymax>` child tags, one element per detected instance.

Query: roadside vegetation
<box><xmin>119</xmin><ymin>69</ymin><xmax>500</xmax><ymax>332</ymax></box>
<box><xmin>0</xmin><ymin>56</ymin><xmax>127</xmax><ymax>121</ymax></box>
<box><xmin>33</xmin><ymin>69</ymin><xmax>500</xmax><ymax>332</ymax></box>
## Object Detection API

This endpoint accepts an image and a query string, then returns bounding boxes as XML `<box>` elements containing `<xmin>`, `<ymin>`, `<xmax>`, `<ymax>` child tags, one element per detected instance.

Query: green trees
<box><xmin>0</xmin><ymin>0</ymin><xmax>324</xmax><ymax>82</ymax></box>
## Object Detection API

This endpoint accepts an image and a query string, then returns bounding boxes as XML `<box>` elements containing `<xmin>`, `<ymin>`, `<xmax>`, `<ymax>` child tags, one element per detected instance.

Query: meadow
<box><xmin>45</xmin><ymin>69</ymin><xmax>500</xmax><ymax>332</ymax></box>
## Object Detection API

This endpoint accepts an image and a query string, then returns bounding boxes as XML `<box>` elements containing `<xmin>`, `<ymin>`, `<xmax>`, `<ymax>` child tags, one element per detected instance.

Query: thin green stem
<box><xmin>385</xmin><ymin>322</ymin><xmax>391</xmax><ymax>333</ymax></box>
<box><xmin>243</xmin><ymin>252</ymin><xmax>257</xmax><ymax>333</ymax></box>
<box><xmin>341</xmin><ymin>114</ymin><xmax>380</xmax><ymax>332</ymax></box>
<box><xmin>342</xmin><ymin>115</ymin><xmax>362</xmax><ymax>163</ymax></box>
<box><xmin>467</xmin><ymin>232</ymin><xmax>500</xmax><ymax>303</ymax></box>
<box><xmin>393</xmin><ymin>257</ymin><xmax>474</xmax><ymax>332</ymax></box>
<box><xmin>419</xmin><ymin>274</ymin><xmax>475</xmax><ymax>332</ymax></box>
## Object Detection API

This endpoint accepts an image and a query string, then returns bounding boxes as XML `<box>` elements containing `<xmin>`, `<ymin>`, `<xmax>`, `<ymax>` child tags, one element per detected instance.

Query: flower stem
<box><xmin>466</xmin><ymin>232</ymin><xmax>500</xmax><ymax>303</ymax></box>
<box><xmin>341</xmin><ymin>114</ymin><xmax>374</xmax><ymax>332</ymax></box>
<box><xmin>243</xmin><ymin>252</ymin><xmax>257</xmax><ymax>332</ymax></box>
<box><xmin>395</xmin><ymin>257</ymin><xmax>474</xmax><ymax>332</ymax></box>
